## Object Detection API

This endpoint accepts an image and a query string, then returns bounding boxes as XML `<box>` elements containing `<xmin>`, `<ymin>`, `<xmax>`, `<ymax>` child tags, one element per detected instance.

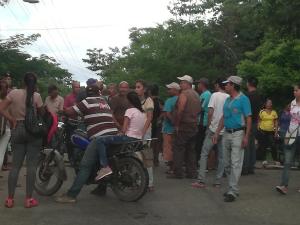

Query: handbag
<box><xmin>284</xmin><ymin>125</ymin><xmax>299</xmax><ymax>145</ymax></box>
<box><xmin>24</xmin><ymin>96</ymin><xmax>47</xmax><ymax>137</ymax></box>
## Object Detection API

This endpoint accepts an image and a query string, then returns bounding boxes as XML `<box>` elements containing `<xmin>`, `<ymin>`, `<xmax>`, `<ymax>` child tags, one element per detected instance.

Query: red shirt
<box><xmin>64</xmin><ymin>93</ymin><xmax>77</xmax><ymax>108</ymax></box>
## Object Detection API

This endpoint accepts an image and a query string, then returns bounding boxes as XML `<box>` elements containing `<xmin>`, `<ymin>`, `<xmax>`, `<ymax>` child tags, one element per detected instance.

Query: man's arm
<box><xmin>207</xmin><ymin>107</ymin><xmax>214</xmax><ymax>129</ymax></box>
<box><xmin>174</xmin><ymin>93</ymin><xmax>187</xmax><ymax>132</ymax></box>
<box><xmin>242</xmin><ymin>116</ymin><xmax>252</xmax><ymax>148</ymax></box>
<box><xmin>212</xmin><ymin>116</ymin><xmax>224</xmax><ymax>144</ymax></box>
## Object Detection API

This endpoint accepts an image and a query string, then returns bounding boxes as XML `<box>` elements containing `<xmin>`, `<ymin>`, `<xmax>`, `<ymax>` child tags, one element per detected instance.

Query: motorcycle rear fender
<box><xmin>42</xmin><ymin>148</ymin><xmax>67</xmax><ymax>181</ymax></box>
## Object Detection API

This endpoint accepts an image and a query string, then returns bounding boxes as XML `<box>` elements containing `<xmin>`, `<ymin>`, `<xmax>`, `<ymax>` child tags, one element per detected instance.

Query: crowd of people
<box><xmin>0</xmin><ymin>71</ymin><xmax>299</xmax><ymax>208</ymax></box>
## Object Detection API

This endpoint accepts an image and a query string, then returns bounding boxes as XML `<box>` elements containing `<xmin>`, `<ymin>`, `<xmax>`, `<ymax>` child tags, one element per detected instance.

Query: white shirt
<box><xmin>288</xmin><ymin>99</ymin><xmax>300</xmax><ymax>135</ymax></box>
<box><xmin>208</xmin><ymin>91</ymin><xmax>229</xmax><ymax>134</ymax></box>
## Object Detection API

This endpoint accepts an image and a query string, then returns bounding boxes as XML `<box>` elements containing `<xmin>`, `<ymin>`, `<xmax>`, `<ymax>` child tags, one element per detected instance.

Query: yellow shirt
<box><xmin>259</xmin><ymin>110</ymin><xmax>278</xmax><ymax>131</ymax></box>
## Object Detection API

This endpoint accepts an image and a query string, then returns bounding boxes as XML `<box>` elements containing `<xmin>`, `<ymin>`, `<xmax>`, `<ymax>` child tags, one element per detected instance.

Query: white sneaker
<box><xmin>95</xmin><ymin>167</ymin><xmax>113</xmax><ymax>181</ymax></box>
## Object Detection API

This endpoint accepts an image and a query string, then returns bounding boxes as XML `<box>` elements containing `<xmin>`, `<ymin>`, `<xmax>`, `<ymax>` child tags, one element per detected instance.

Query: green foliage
<box><xmin>0</xmin><ymin>34</ymin><xmax>72</xmax><ymax>100</ymax></box>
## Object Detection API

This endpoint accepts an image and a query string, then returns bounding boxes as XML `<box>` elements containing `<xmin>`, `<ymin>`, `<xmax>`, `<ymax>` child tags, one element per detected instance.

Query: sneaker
<box><xmin>5</xmin><ymin>197</ymin><xmax>14</xmax><ymax>208</ymax></box>
<box><xmin>224</xmin><ymin>193</ymin><xmax>236</xmax><ymax>202</ymax></box>
<box><xmin>262</xmin><ymin>161</ymin><xmax>268</xmax><ymax>168</ymax></box>
<box><xmin>95</xmin><ymin>167</ymin><xmax>113</xmax><ymax>181</ymax></box>
<box><xmin>276</xmin><ymin>186</ymin><xmax>288</xmax><ymax>195</ymax></box>
<box><xmin>55</xmin><ymin>194</ymin><xmax>76</xmax><ymax>203</ymax></box>
<box><xmin>24</xmin><ymin>198</ymin><xmax>39</xmax><ymax>208</ymax></box>
<box><xmin>191</xmin><ymin>182</ymin><xmax>206</xmax><ymax>188</ymax></box>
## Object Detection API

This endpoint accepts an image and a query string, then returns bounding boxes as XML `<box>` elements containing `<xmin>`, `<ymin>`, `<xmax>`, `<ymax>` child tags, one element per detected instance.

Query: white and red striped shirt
<box><xmin>73</xmin><ymin>96</ymin><xmax>118</xmax><ymax>139</ymax></box>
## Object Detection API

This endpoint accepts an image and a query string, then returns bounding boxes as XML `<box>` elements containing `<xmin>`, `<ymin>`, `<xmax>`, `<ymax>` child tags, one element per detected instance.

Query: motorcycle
<box><xmin>34</xmin><ymin>118</ymin><xmax>150</xmax><ymax>202</ymax></box>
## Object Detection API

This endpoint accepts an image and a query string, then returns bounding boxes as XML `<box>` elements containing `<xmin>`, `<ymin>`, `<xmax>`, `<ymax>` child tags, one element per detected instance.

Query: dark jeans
<box><xmin>67</xmin><ymin>135</ymin><xmax>136</xmax><ymax>198</ymax></box>
<box><xmin>173</xmin><ymin>130</ymin><xmax>197</xmax><ymax>177</ymax></box>
<box><xmin>195</xmin><ymin>125</ymin><xmax>207</xmax><ymax>163</ymax></box>
<box><xmin>8</xmin><ymin>122</ymin><xmax>42</xmax><ymax>197</ymax></box>
<box><xmin>96</xmin><ymin>135</ymin><xmax>136</xmax><ymax>167</ymax></box>
<box><xmin>280</xmin><ymin>137</ymin><xmax>300</xmax><ymax>186</ymax></box>
<box><xmin>257</xmin><ymin>130</ymin><xmax>278</xmax><ymax>161</ymax></box>
<box><xmin>243</xmin><ymin>123</ymin><xmax>257</xmax><ymax>173</ymax></box>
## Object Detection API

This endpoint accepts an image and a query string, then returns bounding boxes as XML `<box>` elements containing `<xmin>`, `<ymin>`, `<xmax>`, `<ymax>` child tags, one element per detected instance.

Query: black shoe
<box><xmin>224</xmin><ymin>194</ymin><xmax>236</xmax><ymax>202</ymax></box>
<box><xmin>90</xmin><ymin>184</ymin><xmax>107</xmax><ymax>196</ymax></box>
<box><xmin>223</xmin><ymin>192</ymin><xmax>239</xmax><ymax>197</ymax></box>
<box><xmin>248</xmin><ymin>170</ymin><xmax>255</xmax><ymax>175</ymax></box>
<box><xmin>241</xmin><ymin>169</ymin><xmax>249</xmax><ymax>176</ymax></box>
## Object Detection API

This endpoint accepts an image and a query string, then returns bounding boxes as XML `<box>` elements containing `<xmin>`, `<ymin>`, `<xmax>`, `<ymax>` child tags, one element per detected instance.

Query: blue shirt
<box><xmin>223</xmin><ymin>93</ymin><xmax>252</xmax><ymax>129</ymax></box>
<box><xmin>162</xmin><ymin>96</ymin><xmax>178</xmax><ymax>134</ymax></box>
<box><xmin>199</xmin><ymin>90</ymin><xmax>211</xmax><ymax>126</ymax></box>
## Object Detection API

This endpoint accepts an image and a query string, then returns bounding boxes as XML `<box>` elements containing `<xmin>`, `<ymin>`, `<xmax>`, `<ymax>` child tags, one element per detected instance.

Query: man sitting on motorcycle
<box><xmin>55</xmin><ymin>84</ymin><xmax>120</xmax><ymax>203</ymax></box>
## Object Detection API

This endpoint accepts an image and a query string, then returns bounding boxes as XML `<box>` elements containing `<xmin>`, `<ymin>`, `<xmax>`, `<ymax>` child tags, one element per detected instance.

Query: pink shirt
<box><xmin>125</xmin><ymin>108</ymin><xmax>146</xmax><ymax>139</ymax></box>
<box><xmin>64</xmin><ymin>93</ymin><xmax>77</xmax><ymax>108</ymax></box>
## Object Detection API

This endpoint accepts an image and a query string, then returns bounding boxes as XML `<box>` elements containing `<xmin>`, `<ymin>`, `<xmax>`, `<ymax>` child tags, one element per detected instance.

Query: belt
<box><xmin>225</xmin><ymin>127</ymin><xmax>245</xmax><ymax>133</ymax></box>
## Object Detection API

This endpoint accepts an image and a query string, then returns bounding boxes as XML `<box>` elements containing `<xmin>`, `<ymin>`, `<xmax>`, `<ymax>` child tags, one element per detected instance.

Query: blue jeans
<box><xmin>96</xmin><ymin>135</ymin><xmax>136</xmax><ymax>167</ymax></box>
<box><xmin>67</xmin><ymin>135</ymin><xmax>136</xmax><ymax>198</ymax></box>
<box><xmin>197</xmin><ymin>129</ymin><xmax>224</xmax><ymax>185</ymax></box>
<box><xmin>223</xmin><ymin>130</ymin><xmax>245</xmax><ymax>197</ymax></box>
<box><xmin>280</xmin><ymin>136</ymin><xmax>300</xmax><ymax>186</ymax></box>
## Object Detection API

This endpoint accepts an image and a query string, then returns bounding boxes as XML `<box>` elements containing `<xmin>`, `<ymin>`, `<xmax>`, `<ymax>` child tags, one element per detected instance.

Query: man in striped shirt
<box><xmin>55</xmin><ymin>84</ymin><xmax>119</xmax><ymax>203</ymax></box>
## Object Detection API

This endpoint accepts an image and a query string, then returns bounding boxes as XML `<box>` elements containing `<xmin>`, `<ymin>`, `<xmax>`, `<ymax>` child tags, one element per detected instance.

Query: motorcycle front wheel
<box><xmin>111</xmin><ymin>157</ymin><xmax>149</xmax><ymax>202</ymax></box>
<box><xmin>34</xmin><ymin>152</ymin><xmax>64</xmax><ymax>196</ymax></box>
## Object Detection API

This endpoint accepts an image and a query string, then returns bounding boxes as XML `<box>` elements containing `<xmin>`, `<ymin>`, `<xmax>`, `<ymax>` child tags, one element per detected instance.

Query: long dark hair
<box><xmin>24</xmin><ymin>72</ymin><xmax>37</xmax><ymax>107</ymax></box>
<box><xmin>0</xmin><ymin>80</ymin><xmax>8</xmax><ymax>99</ymax></box>
<box><xmin>127</xmin><ymin>91</ymin><xmax>144</xmax><ymax>113</ymax></box>
<box><xmin>135</xmin><ymin>79</ymin><xmax>148</xmax><ymax>98</ymax></box>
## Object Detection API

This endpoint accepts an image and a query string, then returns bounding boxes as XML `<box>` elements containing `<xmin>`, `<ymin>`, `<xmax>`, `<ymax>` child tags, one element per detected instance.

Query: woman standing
<box><xmin>0</xmin><ymin>80</ymin><xmax>11</xmax><ymax>177</ymax></box>
<box><xmin>135</xmin><ymin>80</ymin><xmax>154</xmax><ymax>191</ymax></box>
<box><xmin>257</xmin><ymin>98</ymin><xmax>279</xmax><ymax>165</ymax></box>
<box><xmin>0</xmin><ymin>72</ymin><xmax>44</xmax><ymax>208</ymax></box>
<box><xmin>276</xmin><ymin>84</ymin><xmax>300</xmax><ymax>194</ymax></box>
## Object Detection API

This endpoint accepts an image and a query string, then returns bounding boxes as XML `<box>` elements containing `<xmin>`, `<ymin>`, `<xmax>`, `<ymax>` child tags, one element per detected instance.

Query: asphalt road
<box><xmin>0</xmin><ymin>165</ymin><xmax>300</xmax><ymax>225</ymax></box>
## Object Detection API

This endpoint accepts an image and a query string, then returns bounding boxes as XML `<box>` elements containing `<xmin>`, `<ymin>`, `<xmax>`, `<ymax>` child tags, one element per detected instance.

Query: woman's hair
<box><xmin>135</xmin><ymin>79</ymin><xmax>148</xmax><ymax>98</ymax></box>
<box><xmin>127</xmin><ymin>91</ymin><xmax>144</xmax><ymax>113</ymax></box>
<box><xmin>24</xmin><ymin>72</ymin><xmax>37</xmax><ymax>107</ymax></box>
<box><xmin>0</xmin><ymin>80</ymin><xmax>8</xmax><ymax>99</ymax></box>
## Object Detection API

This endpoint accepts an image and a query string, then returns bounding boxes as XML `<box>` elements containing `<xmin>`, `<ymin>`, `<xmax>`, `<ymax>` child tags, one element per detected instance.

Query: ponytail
<box><xmin>127</xmin><ymin>91</ymin><xmax>144</xmax><ymax>113</ymax></box>
<box><xmin>24</xmin><ymin>72</ymin><xmax>37</xmax><ymax>107</ymax></box>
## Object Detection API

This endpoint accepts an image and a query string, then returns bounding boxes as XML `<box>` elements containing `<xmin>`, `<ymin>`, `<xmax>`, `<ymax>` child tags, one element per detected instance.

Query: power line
<box><xmin>0</xmin><ymin>24</ymin><xmax>116</xmax><ymax>31</ymax></box>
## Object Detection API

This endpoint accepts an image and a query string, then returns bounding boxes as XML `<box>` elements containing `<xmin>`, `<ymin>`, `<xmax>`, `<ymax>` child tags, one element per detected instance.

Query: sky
<box><xmin>0</xmin><ymin>0</ymin><xmax>172</xmax><ymax>83</ymax></box>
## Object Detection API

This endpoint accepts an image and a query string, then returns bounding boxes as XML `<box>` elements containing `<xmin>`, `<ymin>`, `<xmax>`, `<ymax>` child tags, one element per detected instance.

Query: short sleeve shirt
<box><xmin>288</xmin><ymin>100</ymin><xmax>300</xmax><ymax>135</ymax></box>
<box><xmin>208</xmin><ymin>92</ymin><xmax>229</xmax><ymax>134</ymax></box>
<box><xmin>199</xmin><ymin>90</ymin><xmax>211</xmax><ymax>126</ymax></box>
<box><xmin>223</xmin><ymin>93</ymin><xmax>252</xmax><ymax>129</ymax></box>
<box><xmin>124</xmin><ymin>108</ymin><xmax>146</xmax><ymax>139</ymax></box>
<box><xmin>45</xmin><ymin>95</ymin><xmax>64</xmax><ymax>114</ymax></box>
<box><xmin>259</xmin><ymin>110</ymin><xmax>278</xmax><ymax>132</ymax></box>
<box><xmin>7</xmin><ymin>89</ymin><xmax>43</xmax><ymax>121</ymax></box>
<box><xmin>64</xmin><ymin>93</ymin><xmax>77</xmax><ymax>108</ymax></box>
<box><xmin>162</xmin><ymin>96</ymin><xmax>178</xmax><ymax>134</ymax></box>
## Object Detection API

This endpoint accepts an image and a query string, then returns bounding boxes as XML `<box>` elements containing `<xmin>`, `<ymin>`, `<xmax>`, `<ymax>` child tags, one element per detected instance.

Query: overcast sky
<box><xmin>0</xmin><ymin>0</ymin><xmax>172</xmax><ymax>83</ymax></box>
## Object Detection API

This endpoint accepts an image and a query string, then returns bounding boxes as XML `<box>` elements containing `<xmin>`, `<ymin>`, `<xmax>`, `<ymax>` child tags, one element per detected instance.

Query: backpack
<box><xmin>24</xmin><ymin>96</ymin><xmax>47</xmax><ymax>137</ymax></box>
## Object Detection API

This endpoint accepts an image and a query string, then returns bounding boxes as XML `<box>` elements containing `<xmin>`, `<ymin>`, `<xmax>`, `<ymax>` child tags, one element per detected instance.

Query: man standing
<box><xmin>64</xmin><ymin>81</ymin><xmax>80</xmax><ymax>109</ymax></box>
<box><xmin>212</xmin><ymin>76</ymin><xmax>252</xmax><ymax>202</ymax></box>
<box><xmin>192</xmin><ymin>78</ymin><xmax>229</xmax><ymax>188</ymax></box>
<box><xmin>44</xmin><ymin>85</ymin><xmax>64</xmax><ymax>115</ymax></box>
<box><xmin>195</xmin><ymin>78</ymin><xmax>211</xmax><ymax>162</ymax></box>
<box><xmin>162</xmin><ymin>82</ymin><xmax>180</xmax><ymax>173</ymax></box>
<box><xmin>168</xmin><ymin>75</ymin><xmax>201</xmax><ymax>179</ymax></box>
<box><xmin>242</xmin><ymin>77</ymin><xmax>263</xmax><ymax>175</ymax></box>
<box><xmin>108</xmin><ymin>81</ymin><xmax>130</xmax><ymax>129</ymax></box>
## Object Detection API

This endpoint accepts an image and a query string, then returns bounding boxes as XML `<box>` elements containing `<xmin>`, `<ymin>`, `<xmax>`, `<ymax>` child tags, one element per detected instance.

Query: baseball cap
<box><xmin>222</xmin><ymin>76</ymin><xmax>243</xmax><ymax>86</ymax></box>
<box><xmin>177</xmin><ymin>75</ymin><xmax>193</xmax><ymax>84</ymax></box>
<box><xmin>166</xmin><ymin>82</ymin><xmax>180</xmax><ymax>90</ymax></box>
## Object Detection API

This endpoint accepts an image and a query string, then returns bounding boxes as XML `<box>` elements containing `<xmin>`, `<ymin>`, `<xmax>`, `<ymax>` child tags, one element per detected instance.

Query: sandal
<box><xmin>5</xmin><ymin>197</ymin><xmax>14</xmax><ymax>208</ymax></box>
<box><xmin>25</xmin><ymin>198</ymin><xmax>39</xmax><ymax>208</ymax></box>
<box><xmin>191</xmin><ymin>182</ymin><xmax>206</xmax><ymax>188</ymax></box>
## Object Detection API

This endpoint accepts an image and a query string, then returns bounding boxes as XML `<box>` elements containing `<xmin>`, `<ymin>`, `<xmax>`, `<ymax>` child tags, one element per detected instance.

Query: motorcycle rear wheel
<box><xmin>111</xmin><ymin>157</ymin><xmax>149</xmax><ymax>202</ymax></box>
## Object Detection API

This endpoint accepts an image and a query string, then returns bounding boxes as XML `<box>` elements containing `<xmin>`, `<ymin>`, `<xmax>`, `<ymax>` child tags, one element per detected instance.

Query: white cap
<box><xmin>222</xmin><ymin>76</ymin><xmax>243</xmax><ymax>86</ymax></box>
<box><xmin>166</xmin><ymin>82</ymin><xmax>180</xmax><ymax>90</ymax></box>
<box><xmin>177</xmin><ymin>75</ymin><xmax>193</xmax><ymax>84</ymax></box>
